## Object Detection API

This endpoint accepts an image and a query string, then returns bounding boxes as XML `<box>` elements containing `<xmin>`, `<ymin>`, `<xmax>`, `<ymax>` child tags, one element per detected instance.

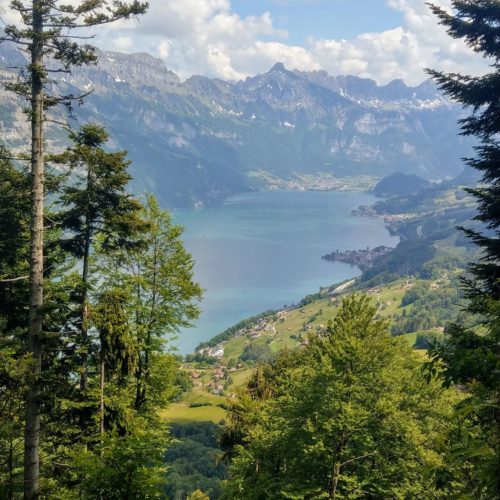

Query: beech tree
<box><xmin>126</xmin><ymin>195</ymin><xmax>202</xmax><ymax>413</ymax></box>
<box><xmin>0</xmin><ymin>1</ymin><xmax>148</xmax><ymax>497</ymax></box>
<box><xmin>224</xmin><ymin>296</ymin><xmax>454</xmax><ymax>499</ymax></box>
<box><xmin>427</xmin><ymin>2</ymin><xmax>500</xmax><ymax>496</ymax></box>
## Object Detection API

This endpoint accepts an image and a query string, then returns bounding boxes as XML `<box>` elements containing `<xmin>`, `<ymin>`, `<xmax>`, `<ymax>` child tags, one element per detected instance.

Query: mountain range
<box><xmin>0</xmin><ymin>43</ymin><xmax>473</xmax><ymax>207</ymax></box>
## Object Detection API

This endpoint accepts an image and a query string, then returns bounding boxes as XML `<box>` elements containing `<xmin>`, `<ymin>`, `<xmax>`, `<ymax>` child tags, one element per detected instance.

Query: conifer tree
<box><xmin>427</xmin><ymin>1</ymin><xmax>500</xmax><ymax>496</ymax></box>
<box><xmin>56</xmin><ymin>123</ymin><xmax>144</xmax><ymax>395</ymax></box>
<box><xmin>0</xmin><ymin>1</ymin><xmax>148</xmax><ymax>496</ymax></box>
<box><xmin>93</xmin><ymin>288</ymin><xmax>137</xmax><ymax>435</ymax></box>
<box><xmin>0</xmin><ymin>157</ymin><xmax>30</xmax><ymax>499</ymax></box>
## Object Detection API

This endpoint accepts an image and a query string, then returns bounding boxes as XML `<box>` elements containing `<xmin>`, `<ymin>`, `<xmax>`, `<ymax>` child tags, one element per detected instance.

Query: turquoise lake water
<box><xmin>172</xmin><ymin>190</ymin><xmax>399</xmax><ymax>354</ymax></box>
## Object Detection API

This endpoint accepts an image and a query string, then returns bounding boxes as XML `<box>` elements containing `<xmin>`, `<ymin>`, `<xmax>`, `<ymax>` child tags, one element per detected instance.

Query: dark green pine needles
<box><xmin>427</xmin><ymin>1</ymin><xmax>500</xmax><ymax>497</ymax></box>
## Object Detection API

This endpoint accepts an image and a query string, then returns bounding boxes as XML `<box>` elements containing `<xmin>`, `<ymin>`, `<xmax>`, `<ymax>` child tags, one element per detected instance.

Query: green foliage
<box><xmin>427</xmin><ymin>2</ymin><xmax>500</xmax><ymax>496</ymax></box>
<box><xmin>185</xmin><ymin>352</ymin><xmax>219</xmax><ymax>365</ymax></box>
<box><xmin>392</xmin><ymin>281</ymin><xmax>463</xmax><ymax>335</ymax></box>
<box><xmin>56</xmin><ymin>123</ymin><xmax>145</xmax><ymax>259</ymax></box>
<box><xmin>401</xmin><ymin>282</ymin><xmax>429</xmax><ymax>306</ymax></box>
<box><xmin>224</xmin><ymin>296</ymin><xmax>456</xmax><ymax>499</ymax></box>
<box><xmin>73</xmin><ymin>424</ymin><xmax>169</xmax><ymax>499</ymax></box>
<box><xmin>196</xmin><ymin>309</ymin><xmax>276</xmax><ymax>350</ymax></box>
<box><xmin>0</xmin><ymin>129</ymin><xmax>202</xmax><ymax>497</ymax></box>
<box><xmin>362</xmin><ymin>237</ymin><xmax>436</xmax><ymax>282</ymax></box>
<box><xmin>0</xmin><ymin>159</ymin><xmax>30</xmax><ymax>277</ymax></box>
<box><xmin>165</xmin><ymin>422</ymin><xmax>228</xmax><ymax>500</ymax></box>
<box><xmin>94</xmin><ymin>289</ymin><xmax>138</xmax><ymax>383</ymax></box>
<box><xmin>0</xmin><ymin>339</ymin><xmax>28</xmax><ymax>499</ymax></box>
<box><xmin>240</xmin><ymin>343</ymin><xmax>274</xmax><ymax>364</ymax></box>
<box><xmin>413</xmin><ymin>331</ymin><xmax>443</xmax><ymax>349</ymax></box>
<box><xmin>187</xmin><ymin>490</ymin><xmax>210</xmax><ymax>500</ymax></box>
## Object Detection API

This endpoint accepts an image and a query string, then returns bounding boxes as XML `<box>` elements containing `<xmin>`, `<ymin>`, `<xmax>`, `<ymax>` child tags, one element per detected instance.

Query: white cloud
<box><xmin>111</xmin><ymin>36</ymin><xmax>133</xmax><ymax>50</ymax></box>
<box><xmin>305</xmin><ymin>0</ymin><xmax>490</xmax><ymax>85</ymax></box>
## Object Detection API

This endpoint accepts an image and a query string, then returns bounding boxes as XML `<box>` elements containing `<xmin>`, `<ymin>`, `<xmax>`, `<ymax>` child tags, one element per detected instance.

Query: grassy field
<box><xmin>162</xmin><ymin>403</ymin><xmax>227</xmax><ymax>424</ymax></box>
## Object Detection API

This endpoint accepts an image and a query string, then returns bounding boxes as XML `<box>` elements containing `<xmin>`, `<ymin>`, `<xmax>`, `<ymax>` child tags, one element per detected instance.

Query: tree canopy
<box><xmin>224</xmin><ymin>296</ymin><xmax>455</xmax><ymax>499</ymax></box>
<box><xmin>428</xmin><ymin>2</ymin><xmax>500</xmax><ymax>496</ymax></box>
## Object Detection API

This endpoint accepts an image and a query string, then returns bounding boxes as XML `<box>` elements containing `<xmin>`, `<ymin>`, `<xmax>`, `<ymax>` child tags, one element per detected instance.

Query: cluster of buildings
<box><xmin>322</xmin><ymin>245</ymin><xmax>392</xmax><ymax>270</ymax></box>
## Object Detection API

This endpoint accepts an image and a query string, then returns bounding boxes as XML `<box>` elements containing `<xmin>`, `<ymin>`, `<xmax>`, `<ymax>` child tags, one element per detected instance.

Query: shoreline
<box><xmin>176</xmin><ymin>189</ymin><xmax>400</xmax><ymax>356</ymax></box>
<box><xmin>184</xmin><ymin>175</ymin><xmax>379</xmax><ymax>210</ymax></box>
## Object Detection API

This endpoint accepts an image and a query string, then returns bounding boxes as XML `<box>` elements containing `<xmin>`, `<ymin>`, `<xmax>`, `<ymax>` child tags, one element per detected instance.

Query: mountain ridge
<box><xmin>0</xmin><ymin>43</ymin><xmax>473</xmax><ymax>207</ymax></box>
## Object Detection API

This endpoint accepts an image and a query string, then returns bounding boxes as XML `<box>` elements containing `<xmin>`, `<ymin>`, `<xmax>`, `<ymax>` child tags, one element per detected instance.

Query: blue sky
<box><xmin>231</xmin><ymin>0</ymin><xmax>403</xmax><ymax>43</ymax></box>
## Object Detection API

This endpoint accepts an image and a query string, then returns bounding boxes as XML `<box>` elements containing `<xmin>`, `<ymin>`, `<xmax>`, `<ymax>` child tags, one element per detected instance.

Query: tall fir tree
<box><xmin>56</xmin><ymin>123</ymin><xmax>144</xmax><ymax>397</ymax></box>
<box><xmin>0</xmin><ymin>157</ymin><xmax>31</xmax><ymax>499</ymax></box>
<box><xmin>0</xmin><ymin>1</ymin><xmax>148</xmax><ymax>497</ymax></box>
<box><xmin>427</xmin><ymin>1</ymin><xmax>500</xmax><ymax>496</ymax></box>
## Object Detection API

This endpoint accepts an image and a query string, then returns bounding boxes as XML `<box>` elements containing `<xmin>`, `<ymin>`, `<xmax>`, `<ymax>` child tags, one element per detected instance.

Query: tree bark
<box><xmin>79</xmin><ymin>167</ymin><xmax>92</xmax><ymax>393</ymax></box>
<box><xmin>24</xmin><ymin>2</ymin><xmax>45</xmax><ymax>498</ymax></box>
<box><xmin>100</xmin><ymin>359</ymin><xmax>105</xmax><ymax>436</ymax></box>
<box><xmin>329</xmin><ymin>462</ymin><xmax>341</xmax><ymax>500</ymax></box>
<box><xmin>80</xmin><ymin>238</ymin><xmax>90</xmax><ymax>392</ymax></box>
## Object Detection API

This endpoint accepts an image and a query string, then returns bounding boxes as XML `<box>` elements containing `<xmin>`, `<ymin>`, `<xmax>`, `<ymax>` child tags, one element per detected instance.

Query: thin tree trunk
<box><xmin>8</xmin><ymin>433</ymin><xmax>14</xmax><ymax>500</ymax></box>
<box><xmin>329</xmin><ymin>463</ymin><xmax>341</xmax><ymax>499</ymax></box>
<box><xmin>24</xmin><ymin>2</ymin><xmax>44</xmax><ymax>498</ymax></box>
<box><xmin>100</xmin><ymin>360</ymin><xmax>105</xmax><ymax>436</ymax></box>
<box><xmin>80</xmin><ymin>235</ymin><xmax>91</xmax><ymax>392</ymax></box>
<box><xmin>134</xmin><ymin>353</ymin><xmax>143</xmax><ymax>411</ymax></box>
<box><xmin>79</xmin><ymin>167</ymin><xmax>92</xmax><ymax>393</ymax></box>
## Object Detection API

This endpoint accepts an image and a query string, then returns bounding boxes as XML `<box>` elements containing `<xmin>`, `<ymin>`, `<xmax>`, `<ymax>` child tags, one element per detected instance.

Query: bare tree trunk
<box><xmin>100</xmin><ymin>360</ymin><xmax>105</xmax><ymax>436</ymax></box>
<box><xmin>8</xmin><ymin>433</ymin><xmax>14</xmax><ymax>500</ymax></box>
<box><xmin>79</xmin><ymin>178</ymin><xmax>92</xmax><ymax>393</ymax></box>
<box><xmin>24</xmin><ymin>2</ymin><xmax>45</xmax><ymax>498</ymax></box>
<box><xmin>329</xmin><ymin>463</ymin><xmax>341</xmax><ymax>500</ymax></box>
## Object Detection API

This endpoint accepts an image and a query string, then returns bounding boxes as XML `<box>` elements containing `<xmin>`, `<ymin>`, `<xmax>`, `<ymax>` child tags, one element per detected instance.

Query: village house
<box><xmin>213</xmin><ymin>367</ymin><xmax>225</xmax><ymax>379</ymax></box>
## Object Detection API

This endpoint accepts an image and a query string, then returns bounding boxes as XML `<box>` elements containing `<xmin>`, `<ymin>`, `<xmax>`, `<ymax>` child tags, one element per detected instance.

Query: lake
<box><xmin>172</xmin><ymin>190</ymin><xmax>399</xmax><ymax>353</ymax></box>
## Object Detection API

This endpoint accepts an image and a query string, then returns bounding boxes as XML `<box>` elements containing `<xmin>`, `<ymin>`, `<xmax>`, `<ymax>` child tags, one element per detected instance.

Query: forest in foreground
<box><xmin>0</xmin><ymin>1</ymin><xmax>499</xmax><ymax>499</ymax></box>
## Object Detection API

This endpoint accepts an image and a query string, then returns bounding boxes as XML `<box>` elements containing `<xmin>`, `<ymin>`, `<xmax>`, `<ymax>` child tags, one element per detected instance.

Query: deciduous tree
<box><xmin>224</xmin><ymin>296</ymin><xmax>455</xmax><ymax>499</ymax></box>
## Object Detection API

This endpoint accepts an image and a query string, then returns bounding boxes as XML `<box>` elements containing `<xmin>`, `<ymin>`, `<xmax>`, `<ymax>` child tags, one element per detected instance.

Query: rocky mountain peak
<box><xmin>269</xmin><ymin>62</ymin><xmax>286</xmax><ymax>73</ymax></box>
<box><xmin>71</xmin><ymin>49</ymin><xmax>181</xmax><ymax>91</ymax></box>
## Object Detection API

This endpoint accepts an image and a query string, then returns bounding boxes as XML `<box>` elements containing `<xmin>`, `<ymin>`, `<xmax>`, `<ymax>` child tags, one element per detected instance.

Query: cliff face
<box><xmin>0</xmin><ymin>44</ymin><xmax>472</xmax><ymax>207</ymax></box>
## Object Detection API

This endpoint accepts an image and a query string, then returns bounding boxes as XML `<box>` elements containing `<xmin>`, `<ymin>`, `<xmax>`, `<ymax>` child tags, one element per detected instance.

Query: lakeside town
<box><xmin>322</xmin><ymin>245</ymin><xmax>393</xmax><ymax>271</ymax></box>
<box><xmin>252</xmin><ymin>171</ymin><xmax>377</xmax><ymax>192</ymax></box>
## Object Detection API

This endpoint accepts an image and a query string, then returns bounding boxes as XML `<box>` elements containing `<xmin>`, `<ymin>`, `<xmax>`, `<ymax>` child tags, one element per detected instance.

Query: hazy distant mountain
<box><xmin>0</xmin><ymin>44</ymin><xmax>473</xmax><ymax>207</ymax></box>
